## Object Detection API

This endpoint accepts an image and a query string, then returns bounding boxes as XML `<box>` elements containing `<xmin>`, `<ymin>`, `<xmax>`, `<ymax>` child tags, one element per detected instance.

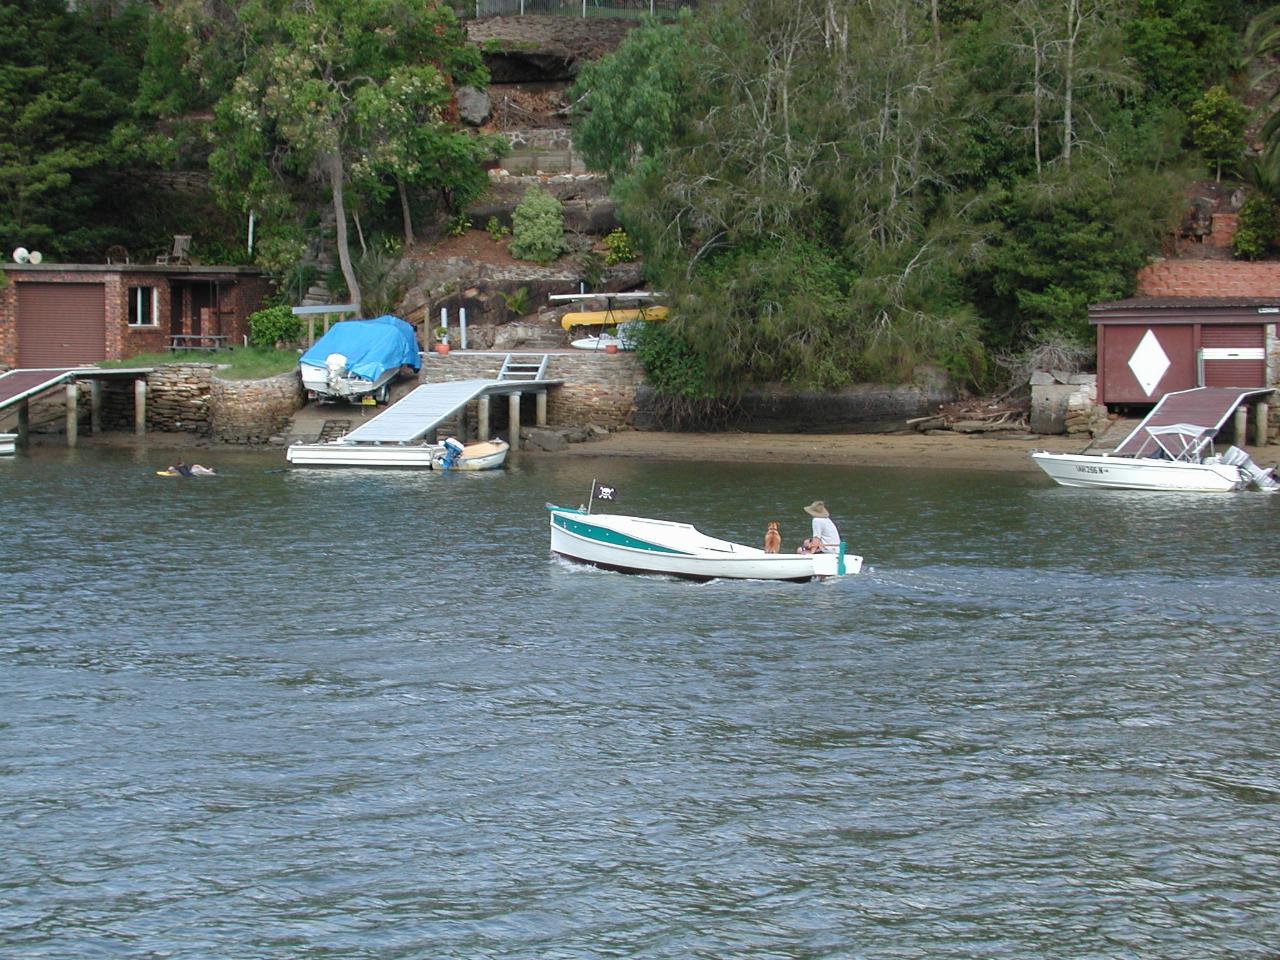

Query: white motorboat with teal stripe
<box><xmin>547</xmin><ymin>505</ymin><xmax>862</xmax><ymax>582</ymax></box>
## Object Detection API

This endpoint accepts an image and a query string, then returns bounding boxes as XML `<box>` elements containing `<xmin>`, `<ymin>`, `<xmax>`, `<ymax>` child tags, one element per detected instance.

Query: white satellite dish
<box><xmin>12</xmin><ymin>247</ymin><xmax>29</xmax><ymax>263</ymax></box>
<box><xmin>28</xmin><ymin>251</ymin><xmax>42</xmax><ymax>264</ymax></box>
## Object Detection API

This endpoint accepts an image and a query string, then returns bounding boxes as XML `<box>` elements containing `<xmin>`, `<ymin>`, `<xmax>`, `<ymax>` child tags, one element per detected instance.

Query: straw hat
<box><xmin>803</xmin><ymin>500</ymin><xmax>829</xmax><ymax>518</ymax></box>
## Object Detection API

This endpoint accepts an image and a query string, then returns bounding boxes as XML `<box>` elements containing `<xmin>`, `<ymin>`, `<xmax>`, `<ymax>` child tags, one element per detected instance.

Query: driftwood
<box><xmin>910</xmin><ymin>399</ymin><xmax>1029</xmax><ymax>434</ymax></box>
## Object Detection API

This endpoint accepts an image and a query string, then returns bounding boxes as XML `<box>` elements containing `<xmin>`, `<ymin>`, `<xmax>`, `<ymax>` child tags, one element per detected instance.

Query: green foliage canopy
<box><xmin>573</xmin><ymin>0</ymin><xmax>1196</xmax><ymax>397</ymax></box>
<box><xmin>0</xmin><ymin>0</ymin><xmax>147</xmax><ymax>259</ymax></box>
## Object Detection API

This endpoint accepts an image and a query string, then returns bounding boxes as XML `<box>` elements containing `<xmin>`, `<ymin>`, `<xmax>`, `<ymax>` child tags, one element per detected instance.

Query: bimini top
<box><xmin>299</xmin><ymin>315</ymin><xmax>421</xmax><ymax>381</ymax></box>
<box><xmin>1113</xmin><ymin>386</ymin><xmax>1275</xmax><ymax>457</ymax></box>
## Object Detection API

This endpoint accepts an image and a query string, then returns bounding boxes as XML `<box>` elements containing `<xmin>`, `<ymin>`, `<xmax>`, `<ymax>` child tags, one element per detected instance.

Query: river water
<box><xmin>2</xmin><ymin>446</ymin><xmax>1278</xmax><ymax>959</ymax></box>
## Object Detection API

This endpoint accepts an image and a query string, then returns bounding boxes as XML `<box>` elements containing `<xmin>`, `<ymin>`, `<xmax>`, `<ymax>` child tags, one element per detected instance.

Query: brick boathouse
<box><xmin>1</xmin><ymin>262</ymin><xmax>272</xmax><ymax>368</ymax></box>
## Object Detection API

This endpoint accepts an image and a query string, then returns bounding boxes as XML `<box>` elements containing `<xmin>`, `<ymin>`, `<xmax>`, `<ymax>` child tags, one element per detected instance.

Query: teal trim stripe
<box><xmin>553</xmin><ymin>513</ymin><xmax>691</xmax><ymax>555</ymax></box>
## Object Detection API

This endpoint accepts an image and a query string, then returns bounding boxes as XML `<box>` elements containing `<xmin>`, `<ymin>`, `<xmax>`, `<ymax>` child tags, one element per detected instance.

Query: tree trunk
<box><xmin>328</xmin><ymin>152</ymin><xmax>363</xmax><ymax>316</ymax></box>
<box><xmin>398</xmin><ymin>177</ymin><xmax>415</xmax><ymax>246</ymax></box>
<box><xmin>1062</xmin><ymin>0</ymin><xmax>1078</xmax><ymax>167</ymax></box>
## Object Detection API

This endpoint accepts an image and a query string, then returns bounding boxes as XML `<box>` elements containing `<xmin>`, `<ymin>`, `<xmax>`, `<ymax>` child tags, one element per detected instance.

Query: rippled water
<box><xmin>2</xmin><ymin>446</ymin><xmax>1278</xmax><ymax>958</ymax></box>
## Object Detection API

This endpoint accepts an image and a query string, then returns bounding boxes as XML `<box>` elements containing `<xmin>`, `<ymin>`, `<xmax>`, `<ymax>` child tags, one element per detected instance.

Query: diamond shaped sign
<box><xmin>1127</xmin><ymin>329</ymin><xmax>1170</xmax><ymax>396</ymax></box>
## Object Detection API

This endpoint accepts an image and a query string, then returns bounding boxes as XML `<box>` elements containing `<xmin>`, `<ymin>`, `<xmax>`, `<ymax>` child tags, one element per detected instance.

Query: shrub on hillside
<box><xmin>1233</xmin><ymin>194</ymin><xmax>1278</xmax><ymax>261</ymax></box>
<box><xmin>509</xmin><ymin>186</ymin><xmax>565</xmax><ymax>264</ymax></box>
<box><xmin>248</xmin><ymin>304</ymin><xmax>302</xmax><ymax>348</ymax></box>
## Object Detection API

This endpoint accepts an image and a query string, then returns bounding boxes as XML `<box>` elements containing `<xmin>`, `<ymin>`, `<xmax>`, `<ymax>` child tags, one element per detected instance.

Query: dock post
<box><xmin>457</xmin><ymin>402</ymin><xmax>469</xmax><ymax>442</ymax></box>
<box><xmin>508</xmin><ymin>392</ymin><xmax>521</xmax><ymax>450</ymax></box>
<box><xmin>17</xmin><ymin>400</ymin><xmax>29</xmax><ymax>445</ymax></box>
<box><xmin>535</xmin><ymin>390</ymin><xmax>547</xmax><ymax>427</ymax></box>
<box><xmin>65</xmin><ymin>381</ymin><xmax>78</xmax><ymax>447</ymax></box>
<box><xmin>478</xmin><ymin>394</ymin><xmax>490</xmax><ymax>441</ymax></box>
<box><xmin>90</xmin><ymin>379</ymin><xmax>102</xmax><ymax>435</ymax></box>
<box><xmin>1233</xmin><ymin>404</ymin><xmax>1248</xmax><ymax>446</ymax></box>
<box><xmin>308</xmin><ymin>315</ymin><xmax>315</xmax><ymax>347</ymax></box>
<box><xmin>1254</xmin><ymin>401</ymin><xmax>1269</xmax><ymax>445</ymax></box>
<box><xmin>134</xmin><ymin>378</ymin><xmax>147</xmax><ymax>436</ymax></box>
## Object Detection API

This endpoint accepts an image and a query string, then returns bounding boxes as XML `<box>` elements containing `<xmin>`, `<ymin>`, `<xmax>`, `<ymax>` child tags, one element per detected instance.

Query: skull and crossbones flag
<box><xmin>591</xmin><ymin>480</ymin><xmax>618</xmax><ymax>503</ymax></box>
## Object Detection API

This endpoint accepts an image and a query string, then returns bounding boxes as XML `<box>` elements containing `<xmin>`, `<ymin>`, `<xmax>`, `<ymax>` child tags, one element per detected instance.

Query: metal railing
<box><xmin>462</xmin><ymin>0</ymin><xmax>697</xmax><ymax>17</ymax></box>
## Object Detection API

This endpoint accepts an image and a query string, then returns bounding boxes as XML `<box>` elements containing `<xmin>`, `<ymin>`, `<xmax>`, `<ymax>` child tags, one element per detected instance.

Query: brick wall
<box><xmin>1137</xmin><ymin>257</ymin><xmax>1280</xmax><ymax>297</ymax></box>
<box><xmin>0</xmin><ymin>279</ymin><xmax>14</xmax><ymax>367</ymax></box>
<box><xmin>0</xmin><ymin>265</ymin><xmax>271</xmax><ymax>366</ymax></box>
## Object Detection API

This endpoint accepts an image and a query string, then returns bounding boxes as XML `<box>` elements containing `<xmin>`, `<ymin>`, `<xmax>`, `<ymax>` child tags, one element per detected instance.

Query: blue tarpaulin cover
<box><xmin>299</xmin><ymin>315</ymin><xmax>421</xmax><ymax>382</ymax></box>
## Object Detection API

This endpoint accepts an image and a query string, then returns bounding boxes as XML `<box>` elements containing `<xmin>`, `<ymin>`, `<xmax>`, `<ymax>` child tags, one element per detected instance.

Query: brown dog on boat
<box><xmin>763</xmin><ymin>521</ymin><xmax>782</xmax><ymax>554</ymax></box>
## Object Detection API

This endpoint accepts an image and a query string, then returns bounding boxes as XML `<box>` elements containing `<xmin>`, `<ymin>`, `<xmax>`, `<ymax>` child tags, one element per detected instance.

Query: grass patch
<box><xmin>100</xmin><ymin>347</ymin><xmax>300</xmax><ymax>380</ymax></box>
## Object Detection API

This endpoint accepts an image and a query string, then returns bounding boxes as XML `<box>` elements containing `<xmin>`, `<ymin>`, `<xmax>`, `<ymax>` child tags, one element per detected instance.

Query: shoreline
<box><xmin>32</xmin><ymin>427</ymin><xmax>1279</xmax><ymax>475</ymax></box>
<box><xmin>554</xmin><ymin>430</ymin><xmax>1092</xmax><ymax>473</ymax></box>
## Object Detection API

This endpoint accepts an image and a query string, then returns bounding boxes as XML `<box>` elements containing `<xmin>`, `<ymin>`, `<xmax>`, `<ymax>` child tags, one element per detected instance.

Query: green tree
<box><xmin>1188</xmin><ymin>84</ymin><xmax>1248</xmax><ymax>180</ymax></box>
<box><xmin>0</xmin><ymin>0</ymin><xmax>147</xmax><ymax>258</ymax></box>
<box><xmin>165</xmin><ymin>0</ymin><xmax>488</xmax><ymax>313</ymax></box>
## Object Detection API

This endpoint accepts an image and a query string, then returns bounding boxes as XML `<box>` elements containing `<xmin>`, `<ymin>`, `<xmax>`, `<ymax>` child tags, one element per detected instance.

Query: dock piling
<box><xmin>508</xmin><ymin>392</ymin><xmax>521</xmax><ymax>451</ymax></box>
<box><xmin>65</xmin><ymin>382</ymin><xmax>78</xmax><ymax>447</ymax></box>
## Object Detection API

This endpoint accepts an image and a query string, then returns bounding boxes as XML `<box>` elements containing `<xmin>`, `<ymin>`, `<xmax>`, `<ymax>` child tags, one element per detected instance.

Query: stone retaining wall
<box><xmin>420</xmin><ymin>350</ymin><xmax>643</xmax><ymax>429</ymax></box>
<box><xmin>209</xmin><ymin>370</ymin><xmax>306</xmax><ymax>444</ymax></box>
<box><xmin>636</xmin><ymin>381</ymin><xmax>958</xmax><ymax>433</ymax></box>
<box><xmin>143</xmin><ymin>364</ymin><xmax>214</xmax><ymax>433</ymax></box>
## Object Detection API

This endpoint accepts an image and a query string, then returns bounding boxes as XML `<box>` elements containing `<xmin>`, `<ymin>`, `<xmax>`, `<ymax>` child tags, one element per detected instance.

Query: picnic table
<box><xmin>169</xmin><ymin>334</ymin><xmax>228</xmax><ymax>352</ymax></box>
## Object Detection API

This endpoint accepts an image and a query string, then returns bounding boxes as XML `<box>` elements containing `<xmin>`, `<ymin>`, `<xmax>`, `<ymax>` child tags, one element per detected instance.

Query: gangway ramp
<box><xmin>341</xmin><ymin>362</ymin><xmax>559</xmax><ymax>446</ymax></box>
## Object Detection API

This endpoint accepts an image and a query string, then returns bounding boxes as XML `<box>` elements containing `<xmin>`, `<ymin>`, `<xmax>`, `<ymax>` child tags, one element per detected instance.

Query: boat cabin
<box><xmin>1090</xmin><ymin>297</ymin><xmax>1278</xmax><ymax>406</ymax></box>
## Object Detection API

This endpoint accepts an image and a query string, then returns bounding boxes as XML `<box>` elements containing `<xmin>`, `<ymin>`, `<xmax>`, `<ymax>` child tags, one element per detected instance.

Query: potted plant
<box><xmin>435</xmin><ymin>325</ymin><xmax>449</xmax><ymax>356</ymax></box>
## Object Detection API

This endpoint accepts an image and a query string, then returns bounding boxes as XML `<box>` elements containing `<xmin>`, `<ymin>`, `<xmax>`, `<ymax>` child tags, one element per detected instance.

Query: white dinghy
<box><xmin>546</xmin><ymin>486</ymin><xmax>861</xmax><ymax>582</ymax></box>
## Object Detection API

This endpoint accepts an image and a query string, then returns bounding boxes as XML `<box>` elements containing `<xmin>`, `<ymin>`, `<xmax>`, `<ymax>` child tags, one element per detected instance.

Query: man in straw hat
<box><xmin>798</xmin><ymin>500</ymin><xmax>841</xmax><ymax>554</ymax></box>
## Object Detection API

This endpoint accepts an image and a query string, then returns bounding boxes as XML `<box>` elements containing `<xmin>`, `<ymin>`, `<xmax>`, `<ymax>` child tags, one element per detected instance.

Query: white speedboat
<box><xmin>547</xmin><ymin>504</ymin><xmax>862</xmax><ymax>582</ymax></box>
<box><xmin>1031</xmin><ymin>447</ymin><xmax>1261</xmax><ymax>492</ymax></box>
<box><xmin>0</xmin><ymin>432</ymin><xmax>15</xmax><ymax>456</ymax></box>
<box><xmin>298</xmin><ymin>315</ymin><xmax>421</xmax><ymax>404</ymax></box>
<box><xmin>286</xmin><ymin>437</ymin><xmax>508</xmax><ymax>470</ymax></box>
<box><xmin>1032</xmin><ymin>387</ymin><xmax>1277</xmax><ymax>493</ymax></box>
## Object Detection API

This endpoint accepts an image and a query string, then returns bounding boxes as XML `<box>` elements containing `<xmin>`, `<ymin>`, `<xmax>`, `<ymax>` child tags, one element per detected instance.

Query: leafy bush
<box><xmin>509</xmin><ymin>187</ymin><xmax>565</xmax><ymax>264</ymax></box>
<box><xmin>247</xmin><ymin>304</ymin><xmax>302</xmax><ymax>348</ymax></box>
<box><xmin>578</xmin><ymin>250</ymin><xmax>605</xmax><ymax>289</ymax></box>
<box><xmin>603</xmin><ymin>228</ymin><xmax>636</xmax><ymax>265</ymax></box>
<box><xmin>500</xmin><ymin>286</ymin><xmax>530</xmax><ymax>316</ymax></box>
<box><xmin>486</xmin><ymin>216</ymin><xmax>510</xmax><ymax>241</ymax></box>
<box><xmin>448</xmin><ymin>212</ymin><xmax>471</xmax><ymax>237</ymax></box>
<box><xmin>1233</xmin><ymin>194</ymin><xmax>1278</xmax><ymax>261</ymax></box>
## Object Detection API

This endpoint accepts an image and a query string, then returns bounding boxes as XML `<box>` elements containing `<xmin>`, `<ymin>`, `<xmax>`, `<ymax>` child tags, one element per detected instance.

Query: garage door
<box><xmin>1199</xmin><ymin>325</ymin><xmax>1266</xmax><ymax>388</ymax></box>
<box><xmin>16</xmin><ymin>282</ymin><xmax>106</xmax><ymax>367</ymax></box>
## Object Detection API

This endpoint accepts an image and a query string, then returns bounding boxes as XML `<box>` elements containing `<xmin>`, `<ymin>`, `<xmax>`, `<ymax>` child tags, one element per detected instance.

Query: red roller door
<box><xmin>1199</xmin><ymin>325</ymin><xmax>1265</xmax><ymax>388</ymax></box>
<box><xmin>16</xmin><ymin>282</ymin><xmax>106</xmax><ymax>367</ymax></box>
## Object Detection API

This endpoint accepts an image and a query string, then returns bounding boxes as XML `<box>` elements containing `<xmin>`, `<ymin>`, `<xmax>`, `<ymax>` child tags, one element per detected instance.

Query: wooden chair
<box><xmin>156</xmin><ymin>235</ymin><xmax>192</xmax><ymax>265</ymax></box>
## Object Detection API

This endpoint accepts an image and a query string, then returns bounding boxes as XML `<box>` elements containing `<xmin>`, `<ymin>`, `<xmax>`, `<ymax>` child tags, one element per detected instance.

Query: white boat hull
<box><xmin>299</xmin><ymin>365</ymin><xmax>398</xmax><ymax>403</ymax></box>
<box><xmin>286</xmin><ymin>439</ymin><xmax>508</xmax><ymax>470</ymax></box>
<box><xmin>1031</xmin><ymin>451</ymin><xmax>1245</xmax><ymax>492</ymax></box>
<box><xmin>548</xmin><ymin>508</ymin><xmax>862</xmax><ymax>582</ymax></box>
<box><xmin>0</xmin><ymin>432</ymin><xmax>15</xmax><ymax>456</ymax></box>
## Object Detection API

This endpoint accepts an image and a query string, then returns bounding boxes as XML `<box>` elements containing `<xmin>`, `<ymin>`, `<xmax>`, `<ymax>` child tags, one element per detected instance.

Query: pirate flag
<box><xmin>591</xmin><ymin>481</ymin><xmax>618</xmax><ymax>503</ymax></box>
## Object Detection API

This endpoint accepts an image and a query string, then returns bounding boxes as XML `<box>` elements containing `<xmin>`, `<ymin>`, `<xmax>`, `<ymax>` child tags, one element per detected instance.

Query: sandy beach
<box><xmin>555</xmin><ymin>429</ymin><xmax>1100</xmax><ymax>473</ymax></box>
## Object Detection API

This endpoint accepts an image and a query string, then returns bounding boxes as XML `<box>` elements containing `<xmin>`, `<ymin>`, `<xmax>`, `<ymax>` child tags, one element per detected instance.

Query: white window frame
<box><xmin>127</xmin><ymin>285</ymin><xmax>159</xmax><ymax>327</ymax></box>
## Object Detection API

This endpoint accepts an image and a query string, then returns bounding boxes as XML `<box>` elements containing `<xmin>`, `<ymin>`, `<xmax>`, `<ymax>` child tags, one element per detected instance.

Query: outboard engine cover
<box><xmin>325</xmin><ymin>353</ymin><xmax>348</xmax><ymax>389</ymax></box>
<box><xmin>440</xmin><ymin>437</ymin><xmax>466</xmax><ymax>469</ymax></box>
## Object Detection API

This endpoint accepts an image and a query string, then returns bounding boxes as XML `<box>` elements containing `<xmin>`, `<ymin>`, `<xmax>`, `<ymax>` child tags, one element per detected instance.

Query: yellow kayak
<box><xmin>560</xmin><ymin>306</ymin><xmax>668</xmax><ymax>330</ymax></box>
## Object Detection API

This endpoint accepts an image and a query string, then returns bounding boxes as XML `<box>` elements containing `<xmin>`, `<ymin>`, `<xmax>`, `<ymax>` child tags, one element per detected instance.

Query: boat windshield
<box><xmin>1132</xmin><ymin>423</ymin><xmax>1217</xmax><ymax>462</ymax></box>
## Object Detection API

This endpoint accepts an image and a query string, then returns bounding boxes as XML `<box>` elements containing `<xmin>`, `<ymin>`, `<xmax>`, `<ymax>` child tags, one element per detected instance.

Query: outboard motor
<box><xmin>324</xmin><ymin>353</ymin><xmax>348</xmax><ymax>391</ymax></box>
<box><xmin>440</xmin><ymin>436</ymin><xmax>466</xmax><ymax>469</ymax></box>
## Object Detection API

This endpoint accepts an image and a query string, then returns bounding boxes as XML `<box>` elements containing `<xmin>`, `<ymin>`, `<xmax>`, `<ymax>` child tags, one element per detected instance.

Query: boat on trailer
<box><xmin>547</xmin><ymin>504</ymin><xmax>862</xmax><ymax>582</ymax></box>
<box><xmin>286</xmin><ymin>437</ymin><xmax>508</xmax><ymax>470</ymax></box>
<box><xmin>1031</xmin><ymin>386</ymin><xmax>1278</xmax><ymax>492</ymax></box>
